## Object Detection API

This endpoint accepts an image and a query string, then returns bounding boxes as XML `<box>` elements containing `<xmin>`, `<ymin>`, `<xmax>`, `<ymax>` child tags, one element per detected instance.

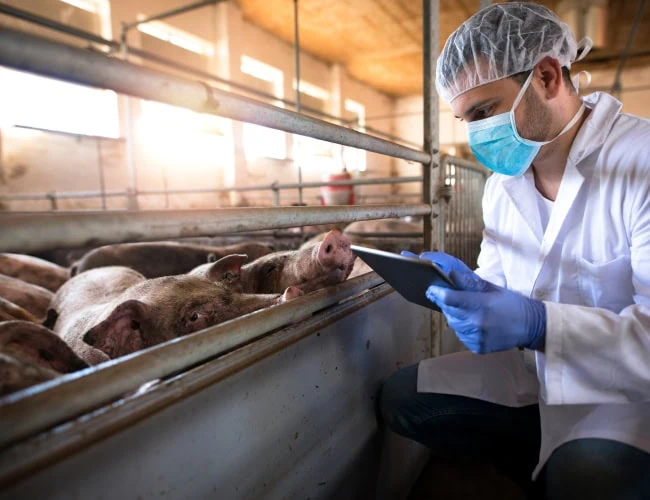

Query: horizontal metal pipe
<box><xmin>0</xmin><ymin>281</ymin><xmax>393</xmax><ymax>487</ymax></box>
<box><xmin>0</xmin><ymin>204</ymin><xmax>431</xmax><ymax>253</ymax></box>
<box><xmin>0</xmin><ymin>176</ymin><xmax>423</xmax><ymax>202</ymax></box>
<box><xmin>0</xmin><ymin>28</ymin><xmax>431</xmax><ymax>164</ymax></box>
<box><xmin>0</xmin><ymin>272</ymin><xmax>384</xmax><ymax>449</ymax></box>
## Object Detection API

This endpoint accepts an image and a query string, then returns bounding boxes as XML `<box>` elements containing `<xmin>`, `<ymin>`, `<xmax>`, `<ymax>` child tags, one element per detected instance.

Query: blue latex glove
<box><xmin>426</xmin><ymin>268</ymin><xmax>547</xmax><ymax>354</ymax></box>
<box><xmin>400</xmin><ymin>250</ymin><xmax>471</xmax><ymax>276</ymax></box>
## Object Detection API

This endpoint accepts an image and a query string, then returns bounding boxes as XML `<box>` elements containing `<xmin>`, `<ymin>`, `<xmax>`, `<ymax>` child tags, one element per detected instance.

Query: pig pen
<box><xmin>0</xmin><ymin>4</ymin><xmax>477</xmax><ymax>497</ymax></box>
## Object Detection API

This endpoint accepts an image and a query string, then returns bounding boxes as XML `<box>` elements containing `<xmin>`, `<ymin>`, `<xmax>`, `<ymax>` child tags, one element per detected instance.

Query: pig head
<box><xmin>238</xmin><ymin>230</ymin><xmax>356</xmax><ymax>294</ymax></box>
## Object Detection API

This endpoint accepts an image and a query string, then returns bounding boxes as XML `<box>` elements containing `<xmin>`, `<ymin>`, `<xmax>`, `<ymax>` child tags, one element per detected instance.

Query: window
<box><xmin>342</xmin><ymin>99</ymin><xmax>367</xmax><ymax>172</ymax></box>
<box><xmin>136</xmin><ymin>17</ymin><xmax>214</xmax><ymax>57</ymax></box>
<box><xmin>138</xmin><ymin>101</ymin><xmax>228</xmax><ymax>166</ymax></box>
<box><xmin>240</xmin><ymin>56</ymin><xmax>286</xmax><ymax>160</ymax></box>
<box><xmin>0</xmin><ymin>0</ymin><xmax>118</xmax><ymax>138</ymax></box>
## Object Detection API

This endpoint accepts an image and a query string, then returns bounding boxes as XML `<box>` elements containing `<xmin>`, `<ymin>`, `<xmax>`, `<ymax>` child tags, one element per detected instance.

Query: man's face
<box><xmin>450</xmin><ymin>73</ymin><xmax>553</xmax><ymax>142</ymax></box>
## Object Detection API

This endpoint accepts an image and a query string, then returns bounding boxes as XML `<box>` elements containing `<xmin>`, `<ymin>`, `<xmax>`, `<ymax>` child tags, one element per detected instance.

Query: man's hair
<box><xmin>510</xmin><ymin>67</ymin><xmax>575</xmax><ymax>93</ymax></box>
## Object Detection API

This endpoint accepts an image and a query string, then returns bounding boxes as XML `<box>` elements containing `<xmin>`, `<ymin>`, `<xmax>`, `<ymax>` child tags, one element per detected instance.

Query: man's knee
<box><xmin>544</xmin><ymin>439</ymin><xmax>650</xmax><ymax>500</ymax></box>
<box><xmin>379</xmin><ymin>363</ymin><xmax>420</xmax><ymax>435</ymax></box>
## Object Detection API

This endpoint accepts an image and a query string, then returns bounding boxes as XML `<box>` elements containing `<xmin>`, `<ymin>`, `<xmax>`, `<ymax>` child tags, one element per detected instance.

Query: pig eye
<box><xmin>190</xmin><ymin>313</ymin><xmax>199</xmax><ymax>322</ymax></box>
<box><xmin>265</xmin><ymin>265</ymin><xmax>275</xmax><ymax>275</ymax></box>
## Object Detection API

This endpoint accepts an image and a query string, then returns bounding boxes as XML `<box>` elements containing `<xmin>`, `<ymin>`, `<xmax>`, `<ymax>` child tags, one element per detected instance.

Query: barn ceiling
<box><xmin>235</xmin><ymin>0</ymin><xmax>650</xmax><ymax>97</ymax></box>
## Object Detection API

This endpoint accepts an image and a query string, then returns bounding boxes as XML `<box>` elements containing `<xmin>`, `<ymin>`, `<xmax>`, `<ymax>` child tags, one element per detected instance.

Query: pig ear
<box><xmin>83</xmin><ymin>300</ymin><xmax>152</xmax><ymax>359</ymax></box>
<box><xmin>204</xmin><ymin>254</ymin><xmax>248</xmax><ymax>282</ymax></box>
<box><xmin>43</xmin><ymin>308</ymin><xmax>59</xmax><ymax>329</ymax></box>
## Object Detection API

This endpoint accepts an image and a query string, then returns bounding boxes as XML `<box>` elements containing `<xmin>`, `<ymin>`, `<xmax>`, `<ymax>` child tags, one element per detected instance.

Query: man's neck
<box><xmin>532</xmin><ymin>98</ymin><xmax>589</xmax><ymax>201</ymax></box>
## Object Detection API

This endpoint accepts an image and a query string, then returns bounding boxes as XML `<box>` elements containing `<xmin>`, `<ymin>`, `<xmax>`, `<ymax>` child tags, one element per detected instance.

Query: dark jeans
<box><xmin>379</xmin><ymin>363</ymin><xmax>650</xmax><ymax>500</ymax></box>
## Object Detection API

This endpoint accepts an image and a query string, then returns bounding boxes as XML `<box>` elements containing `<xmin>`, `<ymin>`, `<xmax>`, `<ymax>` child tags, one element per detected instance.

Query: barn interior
<box><xmin>0</xmin><ymin>0</ymin><xmax>649</xmax><ymax>498</ymax></box>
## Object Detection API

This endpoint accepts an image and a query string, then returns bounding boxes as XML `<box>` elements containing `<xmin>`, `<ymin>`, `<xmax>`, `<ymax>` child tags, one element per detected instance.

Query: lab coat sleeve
<box><xmin>543</xmin><ymin>169</ymin><xmax>650</xmax><ymax>405</ymax></box>
<box><xmin>474</xmin><ymin>175</ymin><xmax>507</xmax><ymax>287</ymax></box>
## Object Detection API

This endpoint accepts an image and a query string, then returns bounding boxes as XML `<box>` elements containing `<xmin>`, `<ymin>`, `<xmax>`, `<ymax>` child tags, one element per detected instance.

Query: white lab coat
<box><xmin>417</xmin><ymin>91</ymin><xmax>650</xmax><ymax>478</ymax></box>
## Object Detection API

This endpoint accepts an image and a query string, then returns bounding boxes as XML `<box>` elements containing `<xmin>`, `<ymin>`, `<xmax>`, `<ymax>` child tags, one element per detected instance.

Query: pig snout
<box><xmin>279</xmin><ymin>286</ymin><xmax>304</xmax><ymax>303</ymax></box>
<box><xmin>317</xmin><ymin>230</ymin><xmax>354</xmax><ymax>273</ymax></box>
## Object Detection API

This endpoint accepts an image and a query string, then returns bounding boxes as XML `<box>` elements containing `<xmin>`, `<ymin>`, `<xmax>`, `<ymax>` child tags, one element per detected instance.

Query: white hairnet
<box><xmin>436</xmin><ymin>2</ymin><xmax>592</xmax><ymax>103</ymax></box>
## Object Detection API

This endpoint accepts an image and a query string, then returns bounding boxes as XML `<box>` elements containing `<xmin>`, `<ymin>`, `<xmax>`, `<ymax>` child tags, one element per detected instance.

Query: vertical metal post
<box><xmin>96</xmin><ymin>138</ymin><xmax>107</xmax><ymax>210</ymax></box>
<box><xmin>422</xmin><ymin>0</ymin><xmax>440</xmax><ymax>252</ymax></box>
<box><xmin>120</xmin><ymin>25</ymin><xmax>138</xmax><ymax>210</ymax></box>
<box><xmin>423</xmin><ymin>0</ymin><xmax>442</xmax><ymax>357</ymax></box>
<box><xmin>271</xmin><ymin>182</ymin><xmax>280</xmax><ymax>206</ymax></box>
<box><xmin>46</xmin><ymin>192</ymin><xmax>57</xmax><ymax>211</ymax></box>
<box><xmin>294</xmin><ymin>0</ymin><xmax>304</xmax><ymax>206</ymax></box>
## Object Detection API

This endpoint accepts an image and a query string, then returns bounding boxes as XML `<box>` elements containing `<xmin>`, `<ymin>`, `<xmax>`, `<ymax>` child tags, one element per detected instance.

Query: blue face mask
<box><xmin>467</xmin><ymin>71</ymin><xmax>586</xmax><ymax>176</ymax></box>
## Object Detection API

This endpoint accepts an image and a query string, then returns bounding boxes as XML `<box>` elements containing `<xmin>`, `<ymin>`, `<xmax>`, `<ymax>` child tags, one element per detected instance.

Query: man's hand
<box><xmin>400</xmin><ymin>250</ymin><xmax>472</xmax><ymax>276</ymax></box>
<box><xmin>425</xmin><ymin>268</ymin><xmax>547</xmax><ymax>354</ymax></box>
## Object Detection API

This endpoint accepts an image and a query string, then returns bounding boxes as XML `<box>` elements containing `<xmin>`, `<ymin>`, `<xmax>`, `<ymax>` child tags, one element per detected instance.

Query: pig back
<box><xmin>0</xmin><ymin>275</ymin><xmax>53</xmax><ymax>321</ymax></box>
<box><xmin>0</xmin><ymin>253</ymin><xmax>70</xmax><ymax>292</ymax></box>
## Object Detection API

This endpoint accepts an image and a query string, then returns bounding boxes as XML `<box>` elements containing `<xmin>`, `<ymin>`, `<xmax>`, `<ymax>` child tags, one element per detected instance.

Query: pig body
<box><xmin>0</xmin><ymin>320</ymin><xmax>88</xmax><ymax>397</ymax></box>
<box><xmin>72</xmin><ymin>241</ymin><xmax>274</xmax><ymax>278</ymax></box>
<box><xmin>0</xmin><ymin>275</ymin><xmax>53</xmax><ymax>321</ymax></box>
<box><xmin>0</xmin><ymin>253</ymin><xmax>70</xmax><ymax>292</ymax></box>
<box><xmin>0</xmin><ymin>297</ymin><xmax>38</xmax><ymax>323</ymax></box>
<box><xmin>51</xmin><ymin>266</ymin><xmax>299</xmax><ymax>365</ymax></box>
<box><xmin>229</xmin><ymin>230</ymin><xmax>355</xmax><ymax>294</ymax></box>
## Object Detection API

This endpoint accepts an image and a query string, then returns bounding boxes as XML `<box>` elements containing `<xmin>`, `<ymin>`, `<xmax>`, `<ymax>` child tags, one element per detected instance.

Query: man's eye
<box><xmin>474</xmin><ymin>107</ymin><xmax>493</xmax><ymax>120</ymax></box>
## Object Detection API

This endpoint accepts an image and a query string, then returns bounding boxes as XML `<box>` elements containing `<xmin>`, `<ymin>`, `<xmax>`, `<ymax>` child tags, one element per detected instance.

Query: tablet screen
<box><xmin>351</xmin><ymin>245</ymin><xmax>455</xmax><ymax>310</ymax></box>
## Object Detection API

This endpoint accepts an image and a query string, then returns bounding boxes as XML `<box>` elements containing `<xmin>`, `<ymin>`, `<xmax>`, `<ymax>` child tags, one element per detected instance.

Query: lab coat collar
<box><xmin>500</xmin><ymin>91</ymin><xmax>623</xmax><ymax>245</ymax></box>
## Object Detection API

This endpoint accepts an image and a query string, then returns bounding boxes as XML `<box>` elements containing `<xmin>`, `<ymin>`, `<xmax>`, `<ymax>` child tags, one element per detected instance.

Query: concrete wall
<box><xmin>0</xmin><ymin>0</ymin><xmax>396</xmax><ymax>211</ymax></box>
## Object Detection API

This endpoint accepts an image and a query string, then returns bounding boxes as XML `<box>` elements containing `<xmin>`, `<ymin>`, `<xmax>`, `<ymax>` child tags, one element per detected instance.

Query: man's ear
<box><xmin>534</xmin><ymin>56</ymin><xmax>563</xmax><ymax>99</ymax></box>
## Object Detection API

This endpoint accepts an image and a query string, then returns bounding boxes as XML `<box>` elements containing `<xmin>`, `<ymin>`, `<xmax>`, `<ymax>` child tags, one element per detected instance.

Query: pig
<box><xmin>0</xmin><ymin>275</ymin><xmax>53</xmax><ymax>321</ymax></box>
<box><xmin>71</xmin><ymin>241</ymin><xmax>275</xmax><ymax>278</ymax></box>
<box><xmin>0</xmin><ymin>297</ymin><xmax>39</xmax><ymax>323</ymax></box>
<box><xmin>50</xmin><ymin>264</ymin><xmax>302</xmax><ymax>365</ymax></box>
<box><xmin>0</xmin><ymin>253</ymin><xmax>70</xmax><ymax>292</ymax></box>
<box><xmin>299</xmin><ymin>234</ymin><xmax>373</xmax><ymax>280</ymax></box>
<box><xmin>0</xmin><ymin>320</ymin><xmax>89</xmax><ymax>397</ymax></box>
<box><xmin>0</xmin><ymin>354</ymin><xmax>59</xmax><ymax>398</ymax></box>
<box><xmin>0</xmin><ymin>320</ymin><xmax>88</xmax><ymax>374</ymax></box>
<box><xmin>192</xmin><ymin>229</ymin><xmax>355</xmax><ymax>295</ymax></box>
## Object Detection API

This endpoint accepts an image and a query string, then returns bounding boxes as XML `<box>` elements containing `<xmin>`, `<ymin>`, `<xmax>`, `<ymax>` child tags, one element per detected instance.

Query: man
<box><xmin>380</xmin><ymin>3</ymin><xmax>650</xmax><ymax>498</ymax></box>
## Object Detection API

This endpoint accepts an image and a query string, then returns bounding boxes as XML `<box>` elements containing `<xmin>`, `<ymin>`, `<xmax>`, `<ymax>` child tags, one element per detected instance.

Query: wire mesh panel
<box><xmin>443</xmin><ymin>157</ymin><xmax>488</xmax><ymax>268</ymax></box>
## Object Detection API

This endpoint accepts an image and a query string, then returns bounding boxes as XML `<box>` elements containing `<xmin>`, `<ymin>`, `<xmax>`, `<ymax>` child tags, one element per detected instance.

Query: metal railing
<box><xmin>442</xmin><ymin>156</ymin><xmax>488</xmax><ymax>268</ymax></box>
<box><xmin>0</xmin><ymin>0</ymin><xmax>444</xmax><ymax>454</ymax></box>
<box><xmin>0</xmin><ymin>176</ymin><xmax>423</xmax><ymax>211</ymax></box>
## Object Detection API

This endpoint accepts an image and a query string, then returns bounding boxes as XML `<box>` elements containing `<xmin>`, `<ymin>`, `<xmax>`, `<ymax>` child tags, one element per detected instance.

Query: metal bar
<box><xmin>0</xmin><ymin>28</ymin><xmax>431</xmax><ymax>165</ymax></box>
<box><xmin>0</xmin><ymin>281</ymin><xmax>393</xmax><ymax>487</ymax></box>
<box><xmin>96</xmin><ymin>139</ymin><xmax>107</xmax><ymax>211</ymax></box>
<box><xmin>0</xmin><ymin>204</ymin><xmax>431</xmax><ymax>253</ymax></box>
<box><xmin>422</xmin><ymin>0</ymin><xmax>440</xmax><ymax>252</ymax></box>
<box><xmin>293</xmin><ymin>0</ymin><xmax>304</xmax><ymax>206</ymax></box>
<box><xmin>0</xmin><ymin>176</ymin><xmax>424</xmax><ymax>204</ymax></box>
<box><xmin>0</xmin><ymin>272</ymin><xmax>384</xmax><ymax>449</ymax></box>
<box><xmin>123</xmin><ymin>0</ymin><xmax>222</xmax><ymax>30</ymax></box>
<box><xmin>611</xmin><ymin>0</ymin><xmax>647</xmax><ymax>98</ymax></box>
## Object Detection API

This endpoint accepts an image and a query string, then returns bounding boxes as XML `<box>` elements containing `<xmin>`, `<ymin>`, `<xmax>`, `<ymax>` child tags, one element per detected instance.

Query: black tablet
<box><xmin>351</xmin><ymin>245</ymin><xmax>456</xmax><ymax>310</ymax></box>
